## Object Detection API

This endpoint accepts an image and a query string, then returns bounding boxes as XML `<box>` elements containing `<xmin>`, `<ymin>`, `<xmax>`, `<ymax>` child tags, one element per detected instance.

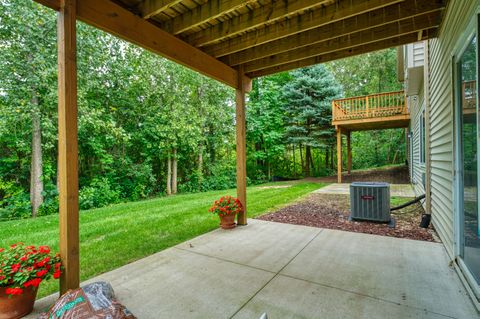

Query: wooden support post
<box><xmin>236</xmin><ymin>68</ymin><xmax>250</xmax><ymax>225</ymax></box>
<box><xmin>337</xmin><ymin>127</ymin><xmax>342</xmax><ymax>183</ymax></box>
<box><xmin>58</xmin><ymin>0</ymin><xmax>80</xmax><ymax>293</ymax></box>
<box><xmin>347</xmin><ymin>130</ymin><xmax>352</xmax><ymax>175</ymax></box>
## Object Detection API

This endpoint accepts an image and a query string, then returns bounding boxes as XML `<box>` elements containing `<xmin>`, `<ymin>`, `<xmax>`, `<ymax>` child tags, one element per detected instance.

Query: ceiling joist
<box><xmin>78</xmin><ymin>0</ymin><xmax>239</xmax><ymax>88</ymax></box>
<box><xmin>185</xmin><ymin>0</ymin><xmax>335</xmax><ymax>47</ymax></box>
<box><xmin>242</xmin><ymin>12</ymin><xmax>441</xmax><ymax>73</ymax></box>
<box><xmin>202</xmin><ymin>0</ymin><xmax>408</xmax><ymax>57</ymax></box>
<box><xmin>247</xmin><ymin>30</ymin><xmax>436</xmax><ymax>78</ymax></box>
<box><xmin>160</xmin><ymin>0</ymin><xmax>257</xmax><ymax>35</ymax></box>
<box><xmin>33</xmin><ymin>0</ymin><xmax>447</xmax><ymax>85</ymax></box>
<box><xmin>139</xmin><ymin>0</ymin><xmax>184</xmax><ymax>19</ymax></box>
<box><xmin>219</xmin><ymin>0</ymin><xmax>445</xmax><ymax>65</ymax></box>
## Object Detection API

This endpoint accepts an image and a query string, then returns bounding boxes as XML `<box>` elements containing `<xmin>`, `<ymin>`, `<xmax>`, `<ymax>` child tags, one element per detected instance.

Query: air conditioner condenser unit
<box><xmin>350</xmin><ymin>182</ymin><xmax>394</xmax><ymax>227</ymax></box>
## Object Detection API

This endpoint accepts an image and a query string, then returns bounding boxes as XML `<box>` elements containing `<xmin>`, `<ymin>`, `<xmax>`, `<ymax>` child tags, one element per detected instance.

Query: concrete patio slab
<box><xmin>28</xmin><ymin>220</ymin><xmax>478</xmax><ymax>319</ymax></box>
<box><xmin>176</xmin><ymin>219</ymin><xmax>321</xmax><ymax>272</ymax></box>
<box><xmin>281</xmin><ymin>229</ymin><xmax>476</xmax><ymax>319</ymax></box>
<box><xmin>313</xmin><ymin>183</ymin><xmax>416</xmax><ymax>197</ymax></box>
<box><xmin>233</xmin><ymin>275</ymin><xmax>449</xmax><ymax>319</ymax></box>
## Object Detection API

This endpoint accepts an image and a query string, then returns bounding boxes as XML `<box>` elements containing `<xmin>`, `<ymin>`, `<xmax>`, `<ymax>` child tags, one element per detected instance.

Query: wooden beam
<box><xmin>236</xmin><ymin>67</ymin><xmax>249</xmax><ymax>226</ymax></box>
<box><xmin>347</xmin><ymin>131</ymin><xmax>352</xmax><ymax>175</ymax></box>
<box><xmin>220</xmin><ymin>0</ymin><xmax>445</xmax><ymax>65</ymax></box>
<box><xmin>185</xmin><ymin>0</ymin><xmax>335</xmax><ymax>47</ymax></box>
<box><xmin>247</xmin><ymin>30</ymin><xmax>435</xmax><ymax>78</ymax></box>
<box><xmin>58</xmin><ymin>0</ymin><xmax>80</xmax><ymax>294</ymax></box>
<box><xmin>33</xmin><ymin>0</ymin><xmax>60</xmax><ymax>11</ymax></box>
<box><xmin>337</xmin><ymin>128</ymin><xmax>342</xmax><ymax>183</ymax></box>
<box><xmin>76</xmin><ymin>0</ymin><xmax>238</xmax><ymax>88</ymax></box>
<box><xmin>242</xmin><ymin>12</ymin><xmax>440</xmax><ymax>73</ymax></box>
<box><xmin>161</xmin><ymin>0</ymin><xmax>256</xmax><ymax>35</ymax></box>
<box><xmin>198</xmin><ymin>0</ymin><xmax>405</xmax><ymax>51</ymax></box>
<box><xmin>139</xmin><ymin>0</ymin><xmax>183</xmax><ymax>19</ymax></box>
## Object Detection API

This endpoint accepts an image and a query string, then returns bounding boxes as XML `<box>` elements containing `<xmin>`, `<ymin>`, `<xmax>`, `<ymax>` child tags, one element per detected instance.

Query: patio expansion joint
<box><xmin>173</xmin><ymin>246</ymin><xmax>278</xmax><ymax>275</ymax></box>
<box><xmin>276</xmin><ymin>273</ymin><xmax>459</xmax><ymax>319</ymax></box>
<box><xmin>227</xmin><ymin>228</ymin><xmax>325</xmax><ymax>319</ymax></box>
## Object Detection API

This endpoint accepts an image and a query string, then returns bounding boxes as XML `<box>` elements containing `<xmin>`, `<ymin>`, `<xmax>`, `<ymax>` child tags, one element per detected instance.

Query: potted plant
<box><xmin>209</xmin><ymin>195</ymin><xmax>243</xmax><ymax>229</ymax></box>
<box><xmin>0</xmin><ymin>243</ymin><xmax>62</xmax><ymax>319</ymax></box>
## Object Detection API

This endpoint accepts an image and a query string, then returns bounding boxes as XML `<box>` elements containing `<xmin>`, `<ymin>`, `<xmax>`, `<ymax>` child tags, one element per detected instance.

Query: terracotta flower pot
<box><xmin>0</xmin><ymin>287</ymin><xmax>38</xmax><ymax>319</ymax></box>
<box><xmin>219</xmin><ymin>214</ymin><xmax>236</xmax><ymax>229</ymax></box>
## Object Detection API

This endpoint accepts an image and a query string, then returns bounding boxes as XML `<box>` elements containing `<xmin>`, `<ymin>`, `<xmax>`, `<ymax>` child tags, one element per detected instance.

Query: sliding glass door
<box><xmin>458</xmin><ymin>31</ymin><xmax>480</xmax><ymax>285</ymax></box>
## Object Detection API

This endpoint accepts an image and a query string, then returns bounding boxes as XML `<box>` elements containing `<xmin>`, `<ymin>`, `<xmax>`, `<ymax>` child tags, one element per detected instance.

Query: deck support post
<box><xmin>347</xmin><ymin>130</ymin><xmax>352</xmax><ymax>175</ymax></box>
<box><xmin>337</xmin><ymin>127</ymin><xmax>342</xmax><ymax>183</ymax></box>
<box><xmin>236</xmin><ymin>69</ymin><xmax>250</xmax><ymax>225</ymax></box>
<box><xmin>58</xmin><ymin>0</ymin><xmax>80</xmax><ymax>293</ymax></box>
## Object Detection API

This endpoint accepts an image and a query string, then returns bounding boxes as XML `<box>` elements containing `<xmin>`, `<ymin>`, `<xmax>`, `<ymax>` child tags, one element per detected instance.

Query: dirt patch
<box><xmin>304</xmin><ymin>165</ymin><xmax>410</xmax><ymax>184</ymax></box>
<box><xmin>257</xmin><ymin>193</ymin><xmax>438</xmax><ymax>242</ymax></box>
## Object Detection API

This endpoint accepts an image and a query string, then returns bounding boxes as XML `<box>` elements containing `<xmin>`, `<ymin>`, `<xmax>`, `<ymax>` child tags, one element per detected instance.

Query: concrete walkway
<box><xmin>29</xmin><ymin>220</ymin><xmax>478</xmax><ymax>319</ymax></box>
<box><xmin>313</xmin><ymin>183</ymin><xmax>416</xmax><ymax>197</ymax></box>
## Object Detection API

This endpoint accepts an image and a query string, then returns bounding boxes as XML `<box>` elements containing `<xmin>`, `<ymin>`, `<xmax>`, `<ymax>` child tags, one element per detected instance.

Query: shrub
<box><xmin>0</xmin><ymin>179</ymin><xmax>31</xmax><ymax>220</ymax></box>
<box><xmin>79</xmin><ymin>177</ymin><xmax>121</xmax><ymax>210</ymax></box>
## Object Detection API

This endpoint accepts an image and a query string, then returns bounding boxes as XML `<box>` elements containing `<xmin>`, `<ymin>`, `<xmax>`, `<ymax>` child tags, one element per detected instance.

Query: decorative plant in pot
<box><xmin>209</xmin><ymin>195</ymin><xmax>243</xmax><ymax>229</ymax></box>
<box><xmin>0</xmin><ymin>243</ymin><xmax>62</xmax><ymax>319</ymax></box>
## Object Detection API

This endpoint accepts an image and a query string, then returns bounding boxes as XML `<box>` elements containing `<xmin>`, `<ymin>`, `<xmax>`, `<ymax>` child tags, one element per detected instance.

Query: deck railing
<box><xmin>332</xmin><ymin>91</ymin><xmax>407</xmax><ymax>122</ymax></box>
<box><xmin>463</xmin><ymin>80</ymin><xmax>476</xmax><ymax>110</ymax></box>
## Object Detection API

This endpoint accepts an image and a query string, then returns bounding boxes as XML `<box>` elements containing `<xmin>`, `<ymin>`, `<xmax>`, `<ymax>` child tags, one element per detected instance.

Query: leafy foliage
<box><xmin>0</xmin><ymin>1</ymin><xmax>407</xmax><ymax>220</ymax></box>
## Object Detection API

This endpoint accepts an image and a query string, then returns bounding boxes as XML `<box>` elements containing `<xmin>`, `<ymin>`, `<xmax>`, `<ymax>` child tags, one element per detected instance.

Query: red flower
<box><xmin>53</xmin><ymin>270</ymin><xmax>61</xmax><ymax>279</ymax></box>
<box><xmin>20</xmin><ymin>255</ymin><xmax>28</xmax><ymax>262</ymax></box>
<box><xmin>0</xmin><ymin>248</ymin><xmax>4</xmax><ymax>253</ymax></box>
<box><xmin>0</xmin><ymin>276</ymin><xmax>5</xmax><ymax>281</ymax></box>
<box><xmin>11</xmin><ymin>263</ymin><xmax>21</xmax><ymax>273</ymax></box>
<box><xmin>54</xmin><ymin>263</ymin><xmax>61</xmax><ymax>270</ymax></box>
<box><xmin>36</xmin><ymin>269</ymin><xmax>48</xmax><ymax>278</ymax></box>
<box><xmin>39</xmin><ymin>246</ymin><xmax>50</xmax><ymax>254</ymax></box>
<box><xmin>23</xmin><ymin>278</ymin><xmax>42</xmax><ymax>288</ymax></box>
<box><xmin>5</xmin><ymin>288</ymin><xmax>23</xmax><ymax>296</ymax></box>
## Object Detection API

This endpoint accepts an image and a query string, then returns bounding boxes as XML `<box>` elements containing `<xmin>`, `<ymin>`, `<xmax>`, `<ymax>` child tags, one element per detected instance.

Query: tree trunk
<box><xmin>198</xmin><ymin>144</ymin><xmax>203</xmax><ymax>192</ymax></box>
<box><xmin>325</xmin><ymin>148</ymin><xmax>329</xmax><ymax>170</ymax></box>
<box><xmin>305</xmin><ymin>145</ymin><xmax>311</xmax><ymax>177</ymax></box>
<box><xmin>292</xmin><ymin>144</ymin><xmax>297</xmax><ymax>178</ymax></box>
<box><xmin>172</xmin><ymin>148</ymin><xmax>177</xmax><ymax>194</ymax></box>
<box><xmin>331</xmin><ymin>147</ymin><xmax>335</xmax><ymax>170</ymax></box>
<box><xmin>166</xmin><ymin>154</ymin><xmax>172</xmax><ymax>195</ymax></box>
<box><xmin>299</xmin><ymin>144</ymin><xmax>304</xmax><ymax>175</ymax></box>
<box><xmin>30</xmin><ymin>94</ymin><xmax>43</xmax><ymax>218</ymax></box>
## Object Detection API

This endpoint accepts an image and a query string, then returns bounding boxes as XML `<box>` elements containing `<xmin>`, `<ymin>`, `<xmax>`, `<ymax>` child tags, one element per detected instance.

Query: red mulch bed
<box><xmin>257</xmin><ymin>194</ymin><xmax>438</xmax><ymax>242</ymax></box>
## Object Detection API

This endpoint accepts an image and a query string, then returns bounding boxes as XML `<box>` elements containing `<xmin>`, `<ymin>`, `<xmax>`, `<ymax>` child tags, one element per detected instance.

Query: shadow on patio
<box><xmin>29</xmin><ymin>220</ymin><xmax>477</xmax><ymax>318</ymax></box>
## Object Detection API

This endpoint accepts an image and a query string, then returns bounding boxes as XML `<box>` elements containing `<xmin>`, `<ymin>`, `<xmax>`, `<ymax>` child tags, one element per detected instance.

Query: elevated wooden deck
<box><xmin>332</xmin><ymin>91</ymin><xmax>410</xmax><ymax>183</ymax></box>
<box><xmin>332</xmin><ymin>91</ymin><xmax>409</xmax><ymax>131</ymax></box>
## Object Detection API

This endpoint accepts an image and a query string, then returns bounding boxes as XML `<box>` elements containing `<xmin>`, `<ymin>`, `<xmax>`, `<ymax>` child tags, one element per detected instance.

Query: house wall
<box><xmin>427</xmin><ymin>0</ymin><xmax>478</xmax><ymax>259</ymax></box>
<box><xmin>408</xmin><ymin>91</ymin><xmax>426</xmax><ymax>197</ymax></box>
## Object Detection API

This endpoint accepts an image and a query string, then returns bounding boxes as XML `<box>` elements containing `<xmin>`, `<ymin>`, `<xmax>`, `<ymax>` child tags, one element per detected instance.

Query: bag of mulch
<box><xmin>39</xmin><ymin>281</ymin><xmax>136</xmax><ymax>319</ymax></box>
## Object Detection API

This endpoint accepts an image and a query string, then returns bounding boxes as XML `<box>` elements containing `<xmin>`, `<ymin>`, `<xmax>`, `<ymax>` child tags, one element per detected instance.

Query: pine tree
<box><xmin>282</xmin><ymin>65</ymin><xmax>341</xmax><ymax>176</ymax></box>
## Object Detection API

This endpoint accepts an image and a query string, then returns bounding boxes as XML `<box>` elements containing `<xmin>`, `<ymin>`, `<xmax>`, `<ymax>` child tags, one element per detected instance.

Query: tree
<box><xmin>282</xmin><ymin>65</ymin><xmax>341</xmax><ymax>176</ymax></box>
<box><xmin>0</xmin><ymin>0</ymin><xmax>57</xmax><ymax>216</ymax></box>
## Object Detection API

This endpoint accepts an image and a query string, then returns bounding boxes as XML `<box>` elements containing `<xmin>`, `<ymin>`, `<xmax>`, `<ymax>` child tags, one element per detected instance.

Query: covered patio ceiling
<box><xmin>37</xmin><ymin>0</ymin><xmax>447</xmax><ymax>88</ymax></box>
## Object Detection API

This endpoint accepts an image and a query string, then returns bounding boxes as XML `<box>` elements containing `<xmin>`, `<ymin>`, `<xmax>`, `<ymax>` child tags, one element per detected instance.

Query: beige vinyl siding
<box><xmin>427</xmin><ymin>0</ymin><xmax>478</xmax><ymax>258</ymax></box>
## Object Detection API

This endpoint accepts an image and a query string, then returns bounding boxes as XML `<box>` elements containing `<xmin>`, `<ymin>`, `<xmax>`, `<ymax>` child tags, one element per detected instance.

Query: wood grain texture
<box><xmin>58</xmin><ymin>0</ymin><xmax>80</xmax><ymax>293</ymax></box>
<box><xmin>247</xmin><ymin>31</ymin><xmax>435</xmax><ymax>78</ymax></box>
<box><xmin>221</xmin><ymin>0</ymin><xmax>445</xmax><ymax>65</ymax></box>
<box><xmin>236</xmin><ymin>67</ymin><xmax>249</xmax><ymax>225</ymax></box>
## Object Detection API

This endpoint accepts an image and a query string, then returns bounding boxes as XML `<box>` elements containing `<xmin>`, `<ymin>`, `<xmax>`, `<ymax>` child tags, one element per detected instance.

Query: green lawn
<box><xmin>0</xmin><ymin>181</ymin><xmax>324</xmax><ymax>298</ymax></box>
